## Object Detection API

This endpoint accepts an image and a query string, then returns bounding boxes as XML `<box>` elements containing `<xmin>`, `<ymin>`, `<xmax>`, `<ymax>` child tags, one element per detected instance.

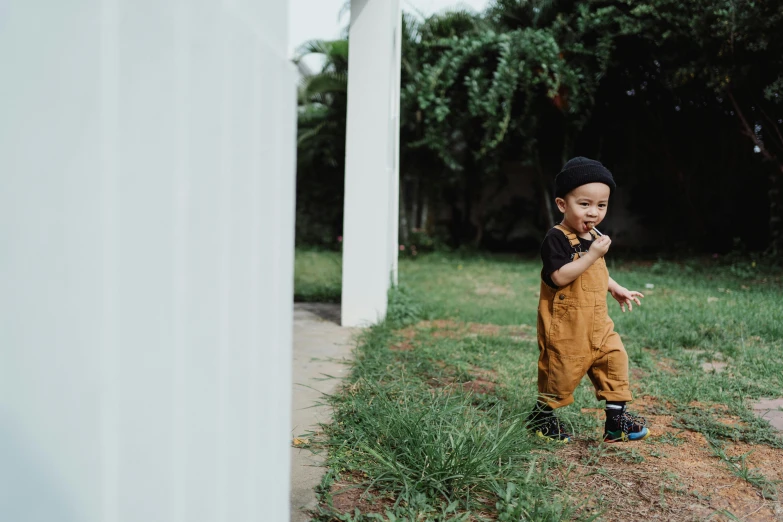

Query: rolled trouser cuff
<box><xmin>537</xmin><ymin>393</ymin><xmax>575</xmax><ymax>410</ymax></box>
<box><xmin>596</xmin><ymin>390</ymin><xmax>633</xmax><ymax>403</ymax></box>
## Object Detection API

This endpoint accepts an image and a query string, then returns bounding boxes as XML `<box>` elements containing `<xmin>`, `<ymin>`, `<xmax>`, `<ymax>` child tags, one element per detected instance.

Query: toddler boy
<box><xmin>529</xmin><ymin>157</ymin><xmax>649</xmax><ymax>443</ymax></box>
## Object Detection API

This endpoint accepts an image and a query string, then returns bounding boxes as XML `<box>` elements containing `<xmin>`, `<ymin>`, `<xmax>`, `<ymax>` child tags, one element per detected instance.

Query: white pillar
<box><xmin>0</xmin><ymin>1</ymin><xmax>297</xmax><ymax>521</ymax></box>
<box><xmin>341</xmin><ymin>0</ymin><xmax>402</xmax><ymax>327</ymax></box>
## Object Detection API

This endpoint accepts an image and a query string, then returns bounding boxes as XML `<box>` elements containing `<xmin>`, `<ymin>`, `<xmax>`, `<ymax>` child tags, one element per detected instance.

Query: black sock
<box><xmin>605</xmin><ymin>401</ymin><xmax>626</xmax><ymax>431</ymax></box>
<box><xmin>531</xmin><ymin>401</ymin><xmax>553</xmax><ymax>420</ymax></box>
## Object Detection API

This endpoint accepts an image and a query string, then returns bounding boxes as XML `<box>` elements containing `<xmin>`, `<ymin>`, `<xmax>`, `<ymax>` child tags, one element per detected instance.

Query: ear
<box><xmin>555</xmin><ymin>197</ymin><xmax>566</xmax><ymax>213</ymax></box>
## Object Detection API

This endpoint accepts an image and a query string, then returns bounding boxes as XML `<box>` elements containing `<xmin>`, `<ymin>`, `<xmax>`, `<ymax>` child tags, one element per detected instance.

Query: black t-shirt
<box><xmin>540</xmin><ymin>227</ymin><xmax>594</xmax><ymax>289</ymax></box>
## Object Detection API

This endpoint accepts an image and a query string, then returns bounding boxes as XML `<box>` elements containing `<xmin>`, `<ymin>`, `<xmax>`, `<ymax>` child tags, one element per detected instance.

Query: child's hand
<box><xmin>589</xmin><ymin>235</ymin><xmax>612</xmax><ymax>258</ymax></box>
<box><xmin>610</xmin><ymin>285</ymin><xmax>644</xmax><ymax>312</ymax></box>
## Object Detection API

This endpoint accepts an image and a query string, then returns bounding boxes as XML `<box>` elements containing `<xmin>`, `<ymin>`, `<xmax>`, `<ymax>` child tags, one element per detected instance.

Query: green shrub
<box><xmin>385</xmin><ymin>284</ymin><xmax>423</xmax><ymax>327</ymax></box>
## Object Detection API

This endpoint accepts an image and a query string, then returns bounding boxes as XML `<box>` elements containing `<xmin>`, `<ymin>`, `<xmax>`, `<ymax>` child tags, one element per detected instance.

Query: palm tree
<box><xmin>294</xmin><ymin>39</ymin><xmax>348</xmax><ymax>162</ymax></box>
<box><xmin>293</xmin><ymin>39</ymin><xmax>349</xmax><ymax>246</ymax></box>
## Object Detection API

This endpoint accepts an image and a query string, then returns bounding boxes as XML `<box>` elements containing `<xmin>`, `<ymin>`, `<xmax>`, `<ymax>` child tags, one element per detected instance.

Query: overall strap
<box><xmin>554</xmin><ymin>224</ymin><xmax>599</xmax><ymax>260</ymax></box>
<box><xmin>554</xmin><ymin>224</ymin><xmax>581</xmax><ymax>249</ymax></box>
<box><xmin>554</xmin><ymin>224</ymin><xmax>600</xmax><ymax>244</ymax></box>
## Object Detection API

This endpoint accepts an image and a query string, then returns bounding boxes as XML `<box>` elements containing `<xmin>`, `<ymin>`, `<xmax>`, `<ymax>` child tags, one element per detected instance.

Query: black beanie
<box><xmin>555</xmin><ymin>157</ymin><xmax>616</xmax><ymax>198</ymax></box>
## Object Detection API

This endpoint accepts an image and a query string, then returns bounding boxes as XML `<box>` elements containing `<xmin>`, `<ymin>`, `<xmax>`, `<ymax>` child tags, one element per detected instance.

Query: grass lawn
<box><xmin>295</xmin><ymin>249</ymin><xmax>342</xmax><ymax>303</ymax></box>
<box><xmin>296</xmin><ymin>250</ymin><xmax>783</xmax><ymax>521</ymax></box>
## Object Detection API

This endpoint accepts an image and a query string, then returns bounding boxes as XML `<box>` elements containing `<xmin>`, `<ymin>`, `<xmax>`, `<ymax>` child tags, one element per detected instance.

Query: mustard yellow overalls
<box><xmin>536</xmin><ymin>225</ymin><xmax>633</xmax><ymax>409</ymax></box>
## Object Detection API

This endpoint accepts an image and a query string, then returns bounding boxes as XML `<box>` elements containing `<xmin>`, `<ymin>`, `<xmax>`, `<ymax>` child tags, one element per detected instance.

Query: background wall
<box><xmin>0</xmin><ymin>1</ymin><xmax>296</xmax><ymax>520</ymax></box>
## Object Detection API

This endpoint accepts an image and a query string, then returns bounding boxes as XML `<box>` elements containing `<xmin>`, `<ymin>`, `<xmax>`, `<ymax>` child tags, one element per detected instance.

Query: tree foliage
<box><xmin>294</xmin><ymin>0</ymin><xmax>783</xmax><ymax>251</ymax></box>
<box><xmin>294</xmin><ymin>40</ymin><xmax>349</xmax><ymax>246</ymax></box>
<box><xmin>597</xmin><ymin>0</ymin><xmax>783</xmax><ymax>247</ymax></box>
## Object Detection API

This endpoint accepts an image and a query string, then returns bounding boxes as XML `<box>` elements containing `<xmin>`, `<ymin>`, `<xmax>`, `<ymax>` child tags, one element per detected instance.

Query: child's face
<box><xmin>555</xmin><ymin>182</ymin><xmax>611</xmax><ymax>234</ymax></box>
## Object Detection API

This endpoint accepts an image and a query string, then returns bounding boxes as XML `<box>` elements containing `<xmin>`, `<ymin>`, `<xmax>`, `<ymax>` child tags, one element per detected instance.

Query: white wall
<box><xmin>0</xmin><ymin>1</ymin><xmax>296</xmax><ymax>521</ymax></box>
<box><xmin>341</xmin><ymin>0</ymin><xmax>402</xmax><ymax>327</ymax></box>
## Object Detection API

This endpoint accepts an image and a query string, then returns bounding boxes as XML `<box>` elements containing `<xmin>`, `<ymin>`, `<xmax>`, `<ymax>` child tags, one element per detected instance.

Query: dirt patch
<box><xmin>640</xmin><ymin>348</ymin><xmax>677</xmax><ymax>375</ymax></box>
<box><xmin>326</xmin><ymin>471</ymin><xmax>395</xmax><ymax>516</ymax></box>
<box><xmin>390</xmin><ymin>320</ymin><xmax>533</xmax><ymax>350</ymax></box>
<box><xmin>389</xmin><ymin>341</ymin><xmax>413</xmax><ymax>351</ymax></box>
<box><xmin>467</xmin><ymin>323</ymin><xmax>502</xmax><ymax>336</ymax></box>
<box><xmin>459</xmin><ymin>377</ymin><xmax>497</xmax><ymax>395</ymax></box>
<box><xmin>390</xmin><ymin>324</ymin><xmax>419</xmax><ymax>350</ymax></box>
<box><xmin>413</xmin><ymin>319</ymin><xmax>463</xmax><ymax>340</ymax></box>
<box><xmin>428</xmin><ymin>366</ymin><xmax>499</xmax><ymax>396</ymax></box>
<box><xmin>701</xmin><ymin>361</ymin><xmax>728</xmax><ymax>374</ymax></box>
<box><xmin>559</xmin><ymin>441</ymin><xmax>782</xmax><ymax>521</ymax></box>
<box><xmin>459</xmin><ymin>366</ymin><xmax>499</xmax><ymax>394</ymax></box>
<box><xmin>419</xmin><ymin>319</ymin><xmax>461</xmax><ymax>329</ymax></box>
<box><xmin>400</xmin><ymin>320</ymin><xmax>532</xmax><ymax>343</ymax></box>
<box><xmin>432</xmin><ymin>329</ymin><xmax>465</xmax><ymax>340</ymax></box>
<box><xmin>688</xmin><ymin>400</ymin><xmax>731</xmax><ymax>413</ymax></box>
<box><xmin>656</xmin><ymin>357</ymin><xmax>678</xmax><ymax>375</ymax></box>
<box><xmin>559</xmin><ymin>396</ymin><xmax>783</xmax><ymax>521</ymax></box>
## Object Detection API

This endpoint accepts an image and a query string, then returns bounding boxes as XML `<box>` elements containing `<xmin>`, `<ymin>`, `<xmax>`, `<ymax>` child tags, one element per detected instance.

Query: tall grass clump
<box><xmin>319</xmin><ymin>317</ymin><xmax>585</xmax><ymax>519</ymax></box>
<box><xmin>385</xmin><ymin>284</ymin><xmax>423</xmax><ymax>328</ymax></box>
<box><xmin>326</xmin><ymin>376</ymin><xmax>578</xmax><ymax>518</ymax></box>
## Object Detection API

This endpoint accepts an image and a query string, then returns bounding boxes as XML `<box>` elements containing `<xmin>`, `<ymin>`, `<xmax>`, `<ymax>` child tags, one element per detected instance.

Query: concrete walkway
<box><xmin>290</xmin><ymin>303</ymin><xmax>358</xmax><ymax>522</ymax></box>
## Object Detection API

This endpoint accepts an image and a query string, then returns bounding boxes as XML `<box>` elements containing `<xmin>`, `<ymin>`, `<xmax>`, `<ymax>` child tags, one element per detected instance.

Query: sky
<box><xmin>289</xmin><ymin>0</ymin><xmax>491</xmax><ymax>62</ymax></box>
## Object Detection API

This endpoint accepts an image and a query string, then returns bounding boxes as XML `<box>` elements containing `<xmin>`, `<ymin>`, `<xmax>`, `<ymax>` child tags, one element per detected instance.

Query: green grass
<box><xmin>299</xmin><ymin>250</ymin><xmax>783</xmax><ymax>519</ymax></box>
<box><xmin>606</xmin><ymin>259</ymin><xmax>783</xmax><ymax>448</ymax></box>
<box><xmin>401</xmin><ymin>252</ymin><xmax>542</xmax><ymax>325</ymax></box>
<box><xmin>294</xmin><ymin>248</ymin><xmax>342</xmax><ymax>302</ymax></box>
<box><xmin>313</xmin><ymin>322</ymin><xmax>585</xmax><ymax>521</ymax></box>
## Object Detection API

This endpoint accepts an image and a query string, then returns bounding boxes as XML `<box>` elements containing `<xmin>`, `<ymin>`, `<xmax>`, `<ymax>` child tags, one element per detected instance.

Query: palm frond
<box><xmin>301</xmin><ymin>71</ymin><xmax>348</xmax><ymax>99</ymax></box>
<box><xmin>293</xmin><ymin>39</ymin><xmax>349</xmax><ymax>68</ymax></box>
<box><xmin>297</xmin><ymin>104</ymin><xmax>330</xmax><ymax>125</ymax></box>
<box><xmin>297</xmin><ymin>121</ymin><xmax>328</xmax><ymax>147</ymax></box>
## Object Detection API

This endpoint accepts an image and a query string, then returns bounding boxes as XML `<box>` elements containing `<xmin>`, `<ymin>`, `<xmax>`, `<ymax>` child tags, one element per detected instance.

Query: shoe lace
<box><xmin>618</xmin><ymin>411</ymin><xmax>647</xmax><ymax>433</ymax></box>
<box><xmin>539</xmin><ymin>415</ymin><xmax>568</xmax><ymax>435</ymax></box>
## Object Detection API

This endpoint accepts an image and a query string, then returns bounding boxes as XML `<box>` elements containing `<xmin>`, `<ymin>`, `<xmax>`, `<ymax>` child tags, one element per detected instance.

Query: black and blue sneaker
<box><xmin>527</xmin><ymin>410</ymin><xmax>572</xmax><ymax>443</ymax></box>
<box><xmin>603</xmin><ymin>406</ymin><xmax>649</xmax><ymax>443</ymax></box>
